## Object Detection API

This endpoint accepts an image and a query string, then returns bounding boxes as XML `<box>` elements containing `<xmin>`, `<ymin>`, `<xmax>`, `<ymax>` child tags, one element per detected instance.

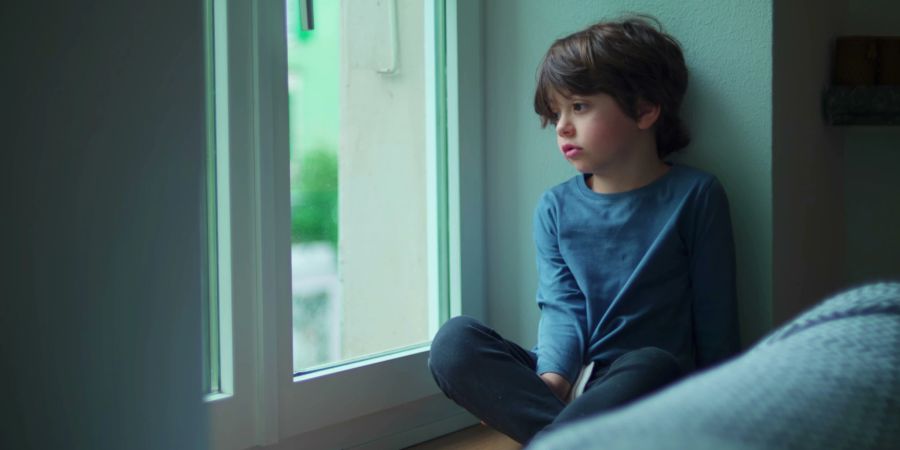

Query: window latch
<box><xmin>300</xmin><ymin>0</ymin><xmax>314</xmax><ymax>31</ymax></box>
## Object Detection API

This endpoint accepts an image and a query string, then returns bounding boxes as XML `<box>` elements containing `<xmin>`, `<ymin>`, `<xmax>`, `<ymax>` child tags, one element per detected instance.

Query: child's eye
<box><xmin>549</xmin><ymin>112</ymin><xmax>560</xmax><ymax>122</ymax></box>
<box><xmin>573</xmin><ymin>102</ymin><xmax>588</xmax><ymax>112</ymax></box>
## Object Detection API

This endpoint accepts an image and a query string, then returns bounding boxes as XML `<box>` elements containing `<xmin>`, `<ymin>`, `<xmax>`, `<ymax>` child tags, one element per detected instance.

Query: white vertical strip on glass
<box><xmin>425</xmin><ymin>0</ymin><xmax>440</xmax><ymax>340</ymax></box>
<box><xmin>445</xmin><ymin>0</ymin><xmax>461</xmax><ymax>323</ymax></box>
<box><xmin>213</xmin><ymin>0</ymin><xmax>235</xmax><ymax>399</ymax></box>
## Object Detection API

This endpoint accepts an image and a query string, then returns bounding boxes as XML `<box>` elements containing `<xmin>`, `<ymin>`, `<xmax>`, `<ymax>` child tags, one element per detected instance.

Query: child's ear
<box><xmin>635</xmin><ymin>100</ymin><xmax>661</xmax><ymax>130</ymax></box>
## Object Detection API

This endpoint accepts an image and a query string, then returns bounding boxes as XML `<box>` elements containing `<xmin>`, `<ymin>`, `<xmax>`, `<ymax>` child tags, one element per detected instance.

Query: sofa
<box><xmin>529</xmin><ymin>282</ymin><xmax>900</xmax><ymax>450</ymax></box>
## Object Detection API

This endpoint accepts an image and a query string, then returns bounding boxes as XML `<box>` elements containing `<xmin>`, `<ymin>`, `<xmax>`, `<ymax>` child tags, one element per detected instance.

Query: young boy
<box><xmin>428</xmin><ymin>16</ymin><xmax>739</xmax><ymax>445</ymax></box>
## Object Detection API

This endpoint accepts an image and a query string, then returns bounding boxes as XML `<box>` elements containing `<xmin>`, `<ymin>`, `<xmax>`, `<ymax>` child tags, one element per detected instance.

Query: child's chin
<box><xmin>569</xmin><ymin>162</ymin><xmax>593</xmax><ymax>173</ymax></box>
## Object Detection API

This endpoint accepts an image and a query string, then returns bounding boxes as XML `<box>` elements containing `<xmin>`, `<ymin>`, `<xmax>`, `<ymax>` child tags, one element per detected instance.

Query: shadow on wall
<box><xmin>844</xmin><ymin>126</ymin><xmax>900</xmax><ymax>286</ymax></box>
<box><xmin>676</xmin><ymin>68</ymin><xmax>771</xmax><ymax>347</ymax></box>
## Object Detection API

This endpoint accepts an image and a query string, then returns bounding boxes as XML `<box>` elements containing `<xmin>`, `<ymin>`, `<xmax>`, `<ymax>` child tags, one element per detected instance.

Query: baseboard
<box><xmin>350</xmin><ymin>411</ymin><xmax>479</xmax><ymax>450</ymax></box>
<box><xmin>265</xmin><ymin>393</ymin><xmax>478</xmax><ymax>450</ymax></box>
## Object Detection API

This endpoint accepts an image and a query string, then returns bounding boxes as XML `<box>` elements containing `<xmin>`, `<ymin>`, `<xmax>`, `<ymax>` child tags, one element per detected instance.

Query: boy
<box><xmin>428</xmin><ymin>16</ymin><xmax>739</xmax><ymax>445</ymax></box>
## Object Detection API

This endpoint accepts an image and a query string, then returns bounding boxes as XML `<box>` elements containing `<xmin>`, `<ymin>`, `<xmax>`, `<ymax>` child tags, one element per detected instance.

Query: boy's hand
<box><xmin>539</xmin><ymin>372</ymin><xmax>572</xmax><ymax>403</ymax></box>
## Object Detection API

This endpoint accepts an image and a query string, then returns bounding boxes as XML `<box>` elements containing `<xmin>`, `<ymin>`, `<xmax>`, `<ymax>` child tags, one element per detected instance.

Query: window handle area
<box><xmin>376</xmin><ymin>0</ymin><xmax>399</xmax><ymax>75</ymax></box>
<box><xmin>300</xmin><ymin>0</ymin><xmax>314</xmax><ymax>31</ymax></box>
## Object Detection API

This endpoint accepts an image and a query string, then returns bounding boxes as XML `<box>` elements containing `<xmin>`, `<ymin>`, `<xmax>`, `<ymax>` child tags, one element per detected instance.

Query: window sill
<box><xmin>271</xmin><ymin>393</ymin><xmax>477</xmax><ymax>450</ymax></box>
<box><xmin>294</xmin><ymin>344</ymin><xmax>431</xmax><ymax>382</ymax></box>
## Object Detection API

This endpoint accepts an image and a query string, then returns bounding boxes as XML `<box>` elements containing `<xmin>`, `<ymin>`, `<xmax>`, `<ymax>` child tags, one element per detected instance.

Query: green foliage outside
<box><xmin>291</xmin><ymin>149</ymin><xmax>338</xmax><ymax>246</ymax></box>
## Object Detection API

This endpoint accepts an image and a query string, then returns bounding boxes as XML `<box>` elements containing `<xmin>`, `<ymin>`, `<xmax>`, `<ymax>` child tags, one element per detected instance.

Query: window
<box><xmin>285</xmin><ymin>0</ymin><xmax>447</xmax><ymax>375</ymax></box>
<box><xmin>204</xmin><ymin>0</ymin><xmax>486</xmax><ymax>448</ymax></box>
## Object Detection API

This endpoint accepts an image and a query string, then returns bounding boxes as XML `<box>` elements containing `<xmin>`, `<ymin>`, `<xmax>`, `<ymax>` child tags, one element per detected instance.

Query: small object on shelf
<box><xmin>833</xmin><ymin>36</ymin><xmax>900</xmax><ymax>86</ymax></box>
<box><xmin>827</xmin><ymin>36</ymin><xmax>900</xmax><ymax>126</ymax></box>
<box><xmin>880</xmin><ymin>38</ymin><xmax>900</xmax><ymax>85</ymax></box>
<box><xmin>834</xmin><ymin>37</ymin><xmax>879</xmax><ymax>85</ymax></box>
<box><xmin>823</xmin><ymin>86</ymin><xmax>900</xmax><ymax>126</ymax></box>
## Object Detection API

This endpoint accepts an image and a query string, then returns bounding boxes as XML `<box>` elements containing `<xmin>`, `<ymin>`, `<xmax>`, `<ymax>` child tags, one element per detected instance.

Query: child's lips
<box><xmin>561</xmin><ymin>144</ymin><xmax>582</xmax><ymax>158</ymax></box>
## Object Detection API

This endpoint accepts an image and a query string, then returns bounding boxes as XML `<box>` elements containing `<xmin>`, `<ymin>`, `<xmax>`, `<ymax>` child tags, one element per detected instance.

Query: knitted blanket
<box><xmin>529</xmin><ymin>282</ymin><xmax>900</xmax><ymax>450</ymax></box>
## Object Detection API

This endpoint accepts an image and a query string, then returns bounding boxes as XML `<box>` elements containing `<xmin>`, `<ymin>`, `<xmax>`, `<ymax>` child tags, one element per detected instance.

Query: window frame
<box><xmin>205</xmin><ymin>0</ymin><xmax>487</xmax><ymax>448</ymax></box>
<box><xmin>205</xmin><ymin>1</ymin><xmax>265</xmax><ymax>449</ymax></box>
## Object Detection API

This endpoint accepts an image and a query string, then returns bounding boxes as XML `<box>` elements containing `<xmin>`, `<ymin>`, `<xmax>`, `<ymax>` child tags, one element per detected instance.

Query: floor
<box><xmin>404</xmin><ymin>425</ymin><xmax>521</xmax><ymax>450</ymax></box>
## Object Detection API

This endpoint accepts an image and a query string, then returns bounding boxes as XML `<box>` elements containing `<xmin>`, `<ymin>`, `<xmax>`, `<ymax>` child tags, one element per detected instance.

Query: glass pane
<box><xmin>287</xmin><ymin>0</ymin><xmax>438</xmax><ymax>374</ymax></box>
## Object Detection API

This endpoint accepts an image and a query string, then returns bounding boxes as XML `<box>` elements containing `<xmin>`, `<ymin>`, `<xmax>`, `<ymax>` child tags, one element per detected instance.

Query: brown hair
<box><xmin>534</xmin><ymin>15</ymin><xmax>690</xmax><ymax>158</ymax></box>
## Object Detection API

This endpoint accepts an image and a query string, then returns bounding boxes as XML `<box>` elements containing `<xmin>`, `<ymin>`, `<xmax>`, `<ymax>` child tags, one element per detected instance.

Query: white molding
<box><xmin>207</xmin><ymin>0</ymin><xmax>266</xmax><ymax>448</ymax></box>
<box><xmin>278</xmin><ymin>348</ymin><xmax>446</xmax><ymax>437</ymax></box>
<box><xmin>350</xmin><ymin>413</ymin><xmax>477</xmax><ymax>450</ymax></box>
<box><xmin>250</xmin><ymin>0</ymin><xmax>287</xmax><ymax>446</ymax></box>
<box><xmin>212</xmin><ymin>0</ymin><xmax>235</xmax><ymax>401</ymax></box>
<box><xmin>426</xmin><ymin>0</ymin><xmax>443</xmax><ymax>347</ymax></box>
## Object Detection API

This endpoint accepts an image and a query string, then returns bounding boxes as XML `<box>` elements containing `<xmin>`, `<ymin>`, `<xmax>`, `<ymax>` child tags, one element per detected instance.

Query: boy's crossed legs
<box><xmin>428</xmin><ymin>316</ymin><xmax>684</xmax><ymax>444</ymax></box>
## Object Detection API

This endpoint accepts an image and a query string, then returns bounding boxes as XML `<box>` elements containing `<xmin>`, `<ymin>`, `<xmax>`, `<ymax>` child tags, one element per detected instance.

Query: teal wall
<box><xmin>5</xmin><ymin>1</ymin><xmax>207</xmax><ymax>448</ymax></box>
<box><xmin>481</xmin><ymin>0</ymin><xmax>773</xmax><ymax>348</ymax></box>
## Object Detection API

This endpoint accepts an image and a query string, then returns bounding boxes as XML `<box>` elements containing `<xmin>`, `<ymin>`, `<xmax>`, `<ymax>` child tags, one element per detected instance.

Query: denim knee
<box><xmin>428</xmin><ymin>315</ymin><xmax>485</xmax><ymax>381</ymax></box>
<box><xmin>619</xmin><ymin>346</ymin><xmax>685</xmax><ymax>379</ymax></box>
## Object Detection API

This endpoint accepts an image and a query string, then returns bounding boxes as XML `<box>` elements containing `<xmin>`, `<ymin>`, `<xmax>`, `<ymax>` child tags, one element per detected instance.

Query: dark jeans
<box><xmin>428</xmin><ymin>316</ymin><xmax>685</xmax><ymax>445</ymax></box>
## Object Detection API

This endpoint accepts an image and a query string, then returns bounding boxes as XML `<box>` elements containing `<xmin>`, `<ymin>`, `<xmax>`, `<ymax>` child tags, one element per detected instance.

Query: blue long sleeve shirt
<box><xmin>533</xmin><ymin>164</ymin><xmax>739</xmax><ymax>384</ymax></box>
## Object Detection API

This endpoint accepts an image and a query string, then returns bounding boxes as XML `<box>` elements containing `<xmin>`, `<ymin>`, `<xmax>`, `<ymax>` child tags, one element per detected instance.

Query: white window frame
<box><xmin>205</xmin><ymin>0</ymin><xmax>487</xmax><ymax>449</ymax></box>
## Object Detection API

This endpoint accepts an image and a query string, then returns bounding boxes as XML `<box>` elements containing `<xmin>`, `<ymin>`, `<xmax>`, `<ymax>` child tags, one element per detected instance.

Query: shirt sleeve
<box><xmin>690</xmin><ymin>178</ymin><xmax>741</xmax><ymax>368</ymax></box>
<box><xmin>533</xmin><ymin>194</ymin><xmax>587</xmax><ymax>384</ymax></box>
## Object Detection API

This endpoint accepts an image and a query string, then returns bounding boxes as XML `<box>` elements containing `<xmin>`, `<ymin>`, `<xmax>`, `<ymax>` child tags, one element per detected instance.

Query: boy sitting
<box><xmin>428</xmin><ymin>15</ymin><xmax>739</xmax><ymax>445</ymax></box>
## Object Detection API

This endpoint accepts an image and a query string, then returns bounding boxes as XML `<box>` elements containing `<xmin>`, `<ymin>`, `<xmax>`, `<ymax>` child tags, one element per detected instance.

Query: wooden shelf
<box><xmin>823</xmin><ymin>86</ymin><xmax>900</xmax><ymax>126</ymax></box>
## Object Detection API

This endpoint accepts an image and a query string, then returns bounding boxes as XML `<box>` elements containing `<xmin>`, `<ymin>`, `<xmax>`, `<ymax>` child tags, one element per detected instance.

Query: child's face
<box><xmin>548</xmin><ymin>90</ymin><xmax>644</xmax><ymax>173</ymax></box>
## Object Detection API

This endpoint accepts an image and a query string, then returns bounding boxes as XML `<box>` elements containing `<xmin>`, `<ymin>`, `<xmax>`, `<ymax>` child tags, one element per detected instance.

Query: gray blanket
<box><xmin>529</xmin><ymin>282</ymin><xmax>900</xmax><ymax>450</ymax></box>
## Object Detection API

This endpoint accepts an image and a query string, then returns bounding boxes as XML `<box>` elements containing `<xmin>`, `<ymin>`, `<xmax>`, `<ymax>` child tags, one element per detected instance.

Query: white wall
<box><xmin>3</xmin><ymin>1</ymin><xmax>207</xmax><ymax>448</ymax></box>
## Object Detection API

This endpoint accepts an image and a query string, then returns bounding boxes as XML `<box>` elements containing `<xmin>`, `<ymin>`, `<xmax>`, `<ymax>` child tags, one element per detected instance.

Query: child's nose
<box><xmin>556</xmin><ymin>117</ymin><xmax>574</xmax><ymax>137</ymax></box>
